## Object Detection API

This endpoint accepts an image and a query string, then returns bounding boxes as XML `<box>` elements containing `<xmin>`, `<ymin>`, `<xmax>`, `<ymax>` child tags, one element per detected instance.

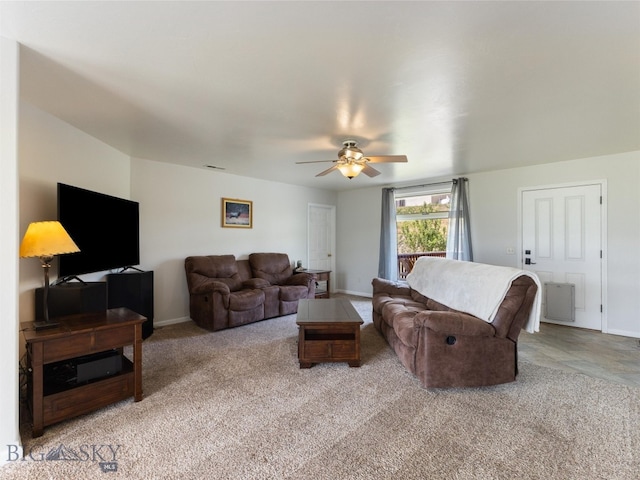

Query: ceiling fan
<box><xmin>296</xmin><ymin>140</ymin><xmax>408</xmax><ymax>179</ymax></box>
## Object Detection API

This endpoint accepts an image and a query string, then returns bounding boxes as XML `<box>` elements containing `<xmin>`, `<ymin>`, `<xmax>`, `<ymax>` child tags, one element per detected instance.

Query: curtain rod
<box><xmin>391</xmin><ymin>177</ymin><xmax>467</xmax><ymax>192</ymax></box>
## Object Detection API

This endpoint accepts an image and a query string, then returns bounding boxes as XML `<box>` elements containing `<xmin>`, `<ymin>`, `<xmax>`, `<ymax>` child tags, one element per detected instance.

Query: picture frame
<box><xmin>221</xmin><ymin>198</ymin><xmax>253</xmax><ymax>228</ymax></box>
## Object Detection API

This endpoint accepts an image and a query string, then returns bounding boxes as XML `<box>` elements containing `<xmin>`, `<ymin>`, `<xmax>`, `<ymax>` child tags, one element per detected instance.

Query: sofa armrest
<box><xmin>415</xmin><ymin>311</ymin><xmax>496</xmax><ymax>337</ymax></box>
<box><xmin>372</xmin><ymin>277</ymin><xmax>411</xmax><ymax>296</ymax></box>
<box><xmin>190</xmin><ymin>279</ymin><xmax>231</xmax><ymax>296</ymax></box>
<box><xmin>285</xmin><ymin>272</ymin><xmax>315</xmax><ymax>287</ymax></box>
<box><xmin>243</xmin><ymin>278</ymin><xmax>271</xmax><ymax>289</ymax></box>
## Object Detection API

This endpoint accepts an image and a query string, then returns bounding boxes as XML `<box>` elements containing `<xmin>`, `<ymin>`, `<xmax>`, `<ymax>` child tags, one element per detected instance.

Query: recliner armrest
<box><xmin>415</xmin><ymin>311</ymin><xmax>496</xmax><ymax>337</ymax></box>
<box><xmin>285</xmin><ymin>272</ymin><xmax>314</xmax><ymax>287</ymax></box>
<box><xmin>372</xmin><ymin>277</ymin><xmax>410</xmax><ymax>296</ymax></box>
<box><xmin>191</xmin><ymin>280</ymin><xmax>231</xmax><ymax>296</ymax></box>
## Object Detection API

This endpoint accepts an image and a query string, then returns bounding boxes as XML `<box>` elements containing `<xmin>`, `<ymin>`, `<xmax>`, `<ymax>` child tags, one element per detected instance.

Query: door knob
<box><xmin>525</xmin><ymin>258</ymin><xmax>537</xmax><ymax>265</ymax></box>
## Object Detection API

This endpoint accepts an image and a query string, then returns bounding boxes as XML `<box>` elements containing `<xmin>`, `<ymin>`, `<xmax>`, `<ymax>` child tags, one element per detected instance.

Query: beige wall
<box><xmin>1</xmin><ymin>35</ymin><xmax>22</xmax><ymax>465</ymax></box>
<box><xmin>335</xmin><ymin>186</ymin><xmax>383</xmax><ymax>295</ymax></box>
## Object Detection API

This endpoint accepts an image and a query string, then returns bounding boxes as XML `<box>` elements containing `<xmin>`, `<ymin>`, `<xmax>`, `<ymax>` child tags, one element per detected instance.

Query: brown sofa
<box><xmin>372</xmin><ymin>258</ymin><xmax>539</xmax><ymax>388</ymax></box>
<box><xmin>185</xmin><ymin>253</ymin><xmax>316</xmax><ymax>331</ymax></box>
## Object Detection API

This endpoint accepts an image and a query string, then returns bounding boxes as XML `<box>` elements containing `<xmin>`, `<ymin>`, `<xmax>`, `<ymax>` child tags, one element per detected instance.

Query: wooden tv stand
<box><xmin>21</xmin><ymin>308</ymin><xmax>145</xmax><ymax>437</ymax></box>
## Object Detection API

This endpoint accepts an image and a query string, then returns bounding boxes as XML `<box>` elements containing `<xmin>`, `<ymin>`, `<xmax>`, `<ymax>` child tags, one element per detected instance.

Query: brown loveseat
<box><xmin>185</xmin><ymin>253</ymin><xmax>316</xmax><ymax>331</ymax></box>
<box><xmin>372</xmin><ymin>257</ymin><xmax>540</xmax><ymax>388</ymax></box>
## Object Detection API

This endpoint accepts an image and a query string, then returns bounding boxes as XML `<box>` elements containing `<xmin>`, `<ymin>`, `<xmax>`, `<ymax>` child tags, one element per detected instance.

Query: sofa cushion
<box><xmin>373</xmin><ymin>293</ymin><xmax>417</xmax><ymax>315</ymax></box>
<box><xmin>279</xmin><ymin>285</ymin><xmax>309</xmax><ymax>302</ymax></box>
<box><xmin>229</xmin><ymin>289</ymin><xmax>265</xmax><ymax>311</ymax></box>
<box><xmin>249</xmin><ymin>253</ymin><xmax>293</xmax><ymax>285</ymax></box>
<box><xmin>392</xmin><ymin>311</ymin><xmax>420</xmax><ymax>348</ymax></box>
<box><xmin>381</xmin><ymin>301</ymin><xmax>425</xmax><ymax>328</ymax></box>
<box><xmin>416</xmin><ymin>311</ymin><xmax>496</xmax><ymax>336</ymax></box>
<box><xmin>236</xmin><ymin>259</ymin><xmax>254</xmax><ymax>283</ymax></box>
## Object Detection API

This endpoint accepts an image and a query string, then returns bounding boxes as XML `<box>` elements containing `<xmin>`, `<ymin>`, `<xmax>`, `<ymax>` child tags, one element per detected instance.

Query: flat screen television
<box><xmin>57</xmin><ymin>183</ymin><xmax>140</xmax><ymax>280</ymax></box>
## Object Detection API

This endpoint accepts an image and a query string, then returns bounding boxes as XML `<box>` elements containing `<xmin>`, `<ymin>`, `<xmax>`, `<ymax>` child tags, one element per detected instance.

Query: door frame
<box><xmin>517</xmin><ymin>180</ymin><xmax>608</xmax><ymax>332</ymax></box>
<box><xmin>307</xmin><ymin>203</ymin><xmax>336</xmax><ymax>292</ymax></box>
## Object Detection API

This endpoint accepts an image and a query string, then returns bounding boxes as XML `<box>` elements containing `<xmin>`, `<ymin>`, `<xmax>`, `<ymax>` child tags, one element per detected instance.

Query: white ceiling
<box><xmin>2</xmin><ymin>1</ymin><xmax>639</xmax><ymax>191</ymax></box>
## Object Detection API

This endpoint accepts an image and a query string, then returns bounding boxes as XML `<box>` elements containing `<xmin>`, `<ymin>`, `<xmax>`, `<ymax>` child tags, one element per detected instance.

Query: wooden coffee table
<box><xmin>296</xmin><ymin>298</ymin><xmax>364</xmax><ymax>368</ymax></box>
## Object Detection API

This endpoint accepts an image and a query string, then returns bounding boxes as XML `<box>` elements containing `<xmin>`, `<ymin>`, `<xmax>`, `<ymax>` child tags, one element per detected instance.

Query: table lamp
<box><xmin>20</xmin><ymin>221</ymin><xmax>80</xmax><ymax>330</ymax></box>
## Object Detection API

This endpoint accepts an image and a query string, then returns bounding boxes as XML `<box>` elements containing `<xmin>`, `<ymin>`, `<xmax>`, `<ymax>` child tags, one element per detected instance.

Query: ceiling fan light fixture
<box><xmin>338</xmin><ymin>141</ymin><xmax>364</xmax><ymax>161</ymax></box>
<box><xmin>295</xmin><ymin>139</ymin><xmax>406</xmax><ymax>179</ymax></box>
<box><xmin>337</xmin><ymin>162</ymin><xmax>364</xmax><ymax>179</ymax></box>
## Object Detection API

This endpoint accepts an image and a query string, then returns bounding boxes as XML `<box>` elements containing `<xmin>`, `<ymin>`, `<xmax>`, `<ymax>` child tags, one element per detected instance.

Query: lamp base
<box><xmin>33</xmin><ymin>319</ymin><xmax>60</xmax><ymax>331</ymax></box>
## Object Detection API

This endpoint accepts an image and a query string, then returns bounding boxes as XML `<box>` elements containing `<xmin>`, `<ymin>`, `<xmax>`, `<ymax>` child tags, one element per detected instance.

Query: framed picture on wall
<box><xmin>221</xmin><ymin>198</ymin><xmax>253</xmax><ymax>228</ymax></box>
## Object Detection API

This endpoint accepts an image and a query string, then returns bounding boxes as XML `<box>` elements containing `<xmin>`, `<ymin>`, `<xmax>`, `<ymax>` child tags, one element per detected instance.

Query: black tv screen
<box><xmin>57</xmin><ymin>183</ymin><xmax>140</xmax><ymax>279</ymax></box>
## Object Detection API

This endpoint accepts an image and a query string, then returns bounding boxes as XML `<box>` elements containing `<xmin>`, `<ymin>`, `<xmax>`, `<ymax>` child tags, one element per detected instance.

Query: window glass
<box><xmin>395</xmin><ymin>187</ymin><xmax>451</xmax><ymax>278</ymax></box>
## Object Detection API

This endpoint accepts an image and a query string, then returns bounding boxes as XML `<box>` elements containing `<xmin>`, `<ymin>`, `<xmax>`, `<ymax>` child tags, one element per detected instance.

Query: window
<box><xmin>395</xmin><ymin>185</ymin><xmax>452</xmax><ymax>278</ymax></box>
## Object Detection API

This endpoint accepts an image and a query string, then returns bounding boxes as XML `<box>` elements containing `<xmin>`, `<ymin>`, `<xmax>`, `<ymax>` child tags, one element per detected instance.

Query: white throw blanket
<box><xmin>406</xmin><ymin>257</ymin><xmax>542</xmax><ymax>333</ymax></box>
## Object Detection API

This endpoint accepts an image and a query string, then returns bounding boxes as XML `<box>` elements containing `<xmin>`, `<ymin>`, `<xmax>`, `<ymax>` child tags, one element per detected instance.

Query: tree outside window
<box><xmin>396</xmin><ymin>191</ymin><xmax>450</xmax><ymax>254</ymax></box>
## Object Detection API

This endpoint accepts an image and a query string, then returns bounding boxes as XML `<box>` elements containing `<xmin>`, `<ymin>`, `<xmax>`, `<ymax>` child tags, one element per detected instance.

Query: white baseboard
<box><xmin>335</xmin><ymin>289</ymin><xmax>372</xmax><ymax>298</ymax></box>
<box><xmin>604</xmin><ymin>328</ymin><xmax>640</xmax><ymax>339</ymax></box>
<box><xmin>154</xmin><ymin>316</ymin><xmax>191</xmax><ymax>328</ymax></box>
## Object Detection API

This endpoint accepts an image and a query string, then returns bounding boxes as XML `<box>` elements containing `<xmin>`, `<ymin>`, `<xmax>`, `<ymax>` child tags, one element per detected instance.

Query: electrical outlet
<box><xmin>506</xmin><ymin>247</ymin><xmax>515</xmax><ymax>255</ymax></box>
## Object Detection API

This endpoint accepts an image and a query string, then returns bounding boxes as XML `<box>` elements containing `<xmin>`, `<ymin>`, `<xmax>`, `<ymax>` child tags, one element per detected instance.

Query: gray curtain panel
<box><xmin>446</xmin><ymin>178</ymin><xmax>473</xmax><ymax>261</ymax></box>
<box><xmin>378</xmin><ymin>187</ymin><xmax>398</xmax><ymax>280</ymax></box>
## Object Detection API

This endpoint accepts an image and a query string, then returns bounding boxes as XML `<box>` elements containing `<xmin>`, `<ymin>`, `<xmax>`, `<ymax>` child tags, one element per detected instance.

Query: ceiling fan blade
<box><xmin>362</xmin><ymin>164</ymin><xmax>382</xmax><ymax>177</ymax></box>
<box><xmin>295</xmin><ymin>159</ymin><xmax>337</xmax><ymax>165</ymax></box>
<box><xmin>365</xmin><ymin>155</ymin><xmax>408</xmax><ymax>163</ymax></box>
<box><xmin>316</xmin><ymin>165</ymin><xmax>339</xmax><ymax>177</ymax></box>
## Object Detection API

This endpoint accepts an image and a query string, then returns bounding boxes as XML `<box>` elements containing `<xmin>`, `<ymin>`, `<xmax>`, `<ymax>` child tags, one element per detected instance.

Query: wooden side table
<box><xmin>303</xmin><ymin>269</ymin><xmax>331</xmax><ymax>298</ymax></box>
<box><xmin>21</xmin><ymin>307</ymin><xmax>145</xmax><ymax>437</ymax></box>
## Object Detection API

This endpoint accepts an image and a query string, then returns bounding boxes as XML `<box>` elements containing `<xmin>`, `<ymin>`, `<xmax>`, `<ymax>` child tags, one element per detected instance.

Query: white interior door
<box><xmin>307</xmin><ymin>204</ymin><xmax>335</xmax><ymax>275</ymax></box>
<box><xmin>521</xmin><ymin>184</ymin><xmax>603</xmax><ymax>330</ymax></box>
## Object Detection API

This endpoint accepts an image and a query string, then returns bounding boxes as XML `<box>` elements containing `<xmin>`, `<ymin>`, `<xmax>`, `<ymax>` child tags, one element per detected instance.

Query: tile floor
<box><xmin>518</xmin><ymin>323</ymin><xmax>640</xmax><ymax>387</ymax></box>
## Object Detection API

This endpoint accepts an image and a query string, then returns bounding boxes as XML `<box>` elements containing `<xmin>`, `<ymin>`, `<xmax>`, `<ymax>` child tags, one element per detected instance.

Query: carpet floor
<box><xmin>5</xmin><ymin>298</ymin><xmax>639</xmax><ymax>479</ymax></box>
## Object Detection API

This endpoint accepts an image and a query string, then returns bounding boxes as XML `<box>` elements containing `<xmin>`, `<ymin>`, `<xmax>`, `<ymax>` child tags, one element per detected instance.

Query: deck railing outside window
<box><xmin>397</xmin><ymin>252</ymin><xmax>446</xmax><ymax>280</ymax></box>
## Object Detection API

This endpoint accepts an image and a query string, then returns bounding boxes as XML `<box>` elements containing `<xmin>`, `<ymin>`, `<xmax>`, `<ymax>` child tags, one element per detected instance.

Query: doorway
<box><xmin>307</xmin><ymin>204</ymin><xmax>335</xmax><ymax>291</ymax></box>
<box><xmin>520</xmin><ymin>182</ymin><xmax>605</xmax><ymax>331</ymax></box>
